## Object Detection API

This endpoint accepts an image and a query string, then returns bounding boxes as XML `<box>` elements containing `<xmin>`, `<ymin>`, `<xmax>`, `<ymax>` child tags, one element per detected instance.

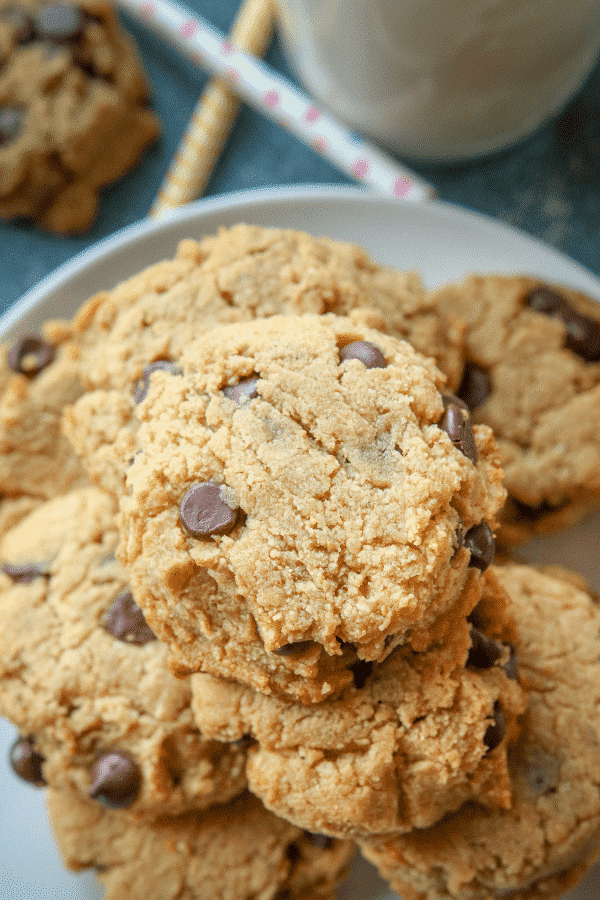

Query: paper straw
<box><xmin>149</xmin><ymin>0</ymin><xmax>274</xmax><ymax>219</ymax></box>
<box><xmin>118</xmin><ymin>0</ymin><xmax>436</xmax><ymax>203</ymax></box>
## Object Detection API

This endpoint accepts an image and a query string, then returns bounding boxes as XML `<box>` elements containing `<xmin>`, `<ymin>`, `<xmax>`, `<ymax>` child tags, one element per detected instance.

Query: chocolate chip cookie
<box><xmin>358</xmin><ymin>562</ymin><xmax>600</xmax><ymax>899</ymax></box>
<box><xmin>190</xmin><ymin>568</ymin><xmax>527</xmax><ymax>839</ymax></box>
<box><xmin>47</xmin><ymin>787</ymin><xmax>355</xmax><ymax>900</ymax></box>
<box><xmin>63</xmin><ymin>223</ymin><xmax>465</xmax><ymax>498</ymax></box>
<box><xmin>0</xmin><ymin>0</ymin><xmax>160</xmax><ymax>232</ymax></box>
<box><xmin>0</xmin><ymin>485</ymin><xmax>247</xmax><ymax>820</ymax></box>
<box><xmin>430</xmin><ymin>274</ymin><xmax>600</xmax><ymax>542</ymax></box>
<box><xmin>117</xmin><ymin>313</ymin><xmax>504</xmax><ymax>697</ymax></box>
<box><xmin>0</xmin><ymin>320</ymin><xmax>88</xmax><ymax>499</ymax></box>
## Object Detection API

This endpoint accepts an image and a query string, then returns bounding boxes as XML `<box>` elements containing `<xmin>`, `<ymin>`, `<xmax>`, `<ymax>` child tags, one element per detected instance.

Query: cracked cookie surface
<box><xmin>47</xmin><ymin>787</ymin><xmax>355</xmax><ymax>900</ymax></box>
<box><xmin>190</xmin><ymin>568</ymin><xmax>527</xmax><ymax>839</ymax></box>
<box><xmin>0</xmin><ymin>485</ymin><xmax>247</xmax><ymax>820</ymax></box>
<box><xmin>0</xmin><ymin>320</ymin><xmax>88</xmax><ymax>499</ymax></box>
<box><xmin>64</xmin><ymin>223</ymin><xmax>465</xmax><ymax>498</ymax></box>
<box><xmin>117</xmin><ymin>313</ymin><xmax>504</xmax><ymax>698</ymax></box>
<box><xmin>430</xmin><ymin>274</ymin><xmax>600</xmax><ymax>542</ymax></box>
<box><xmin>358</xmin><ymin>562</ymin><xmax>600</xmax><ymax>900</ymax></box>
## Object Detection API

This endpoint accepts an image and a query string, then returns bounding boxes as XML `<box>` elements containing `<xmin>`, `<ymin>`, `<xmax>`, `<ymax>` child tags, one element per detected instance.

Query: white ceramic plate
<box><xmin>2</xmin><ymin>185</ymin><xmax>600</xmax><ymax>900</ymax></box>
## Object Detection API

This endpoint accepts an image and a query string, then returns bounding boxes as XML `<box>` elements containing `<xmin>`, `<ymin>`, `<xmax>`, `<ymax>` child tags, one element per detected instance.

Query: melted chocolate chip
<box><xmin>339</xmin><ymin>340</ymin><xmax>386</xmax><ymax>369</ymax></box>
<box><xmin>7</xmin><ymin>334</ymin><xmax>54</xmax><ymax>376</ymax></box>
<box><xmin>457</xmin><ymin>362</ymin><xmax>491</xmax><ymax>411</ymax></box>
<box><xmin>223</xmin><ymin>376</ymin><xmax>259</xmax><ymax>403</ymax></box>
<box><xmin>483</xmin><ymin>701</ymin><xmax>506</xmax><ymax>752</ymax></box>
<box><xmin>89</xmin><ymin>751</ymin><xmax>141</xmax><ymax>809</ymax></box>
<box><xmin>33</xmin><ymin>2</ymin><xmax>84</xmax><ymax>40</ymax></box>
<box><xmin>2</xmin><ymin>562</ymin><xmax>47</xmax><ymax>583</ymax></box>
<box><xmin>285</xmin><ymin>842</ymin><xmax>302</xmax><ymax>864</ymax></box>
<box><xmin>133</xmin><ymin>360</ymin><xmax>182</xmax><ymax>404</ymax></box>
<box><xmin>0</xmin><ymin>104</ymin><xmax>24</xmax><ymax>145</ymax></box>
<box><xmin>104</xmin><ymin>590</ymin><xmax>156</xmax><ymax>644</ymax></box>
<box><xmin>349</xmin><ymin>659</ymin><xmax>374</xmax><ymax>689</ymax></box>
<box><xmin>9</xmin><ymin>736</ymin><xmax>46</xmax><ymax>786</ymax></box>
<box><xmin>525</xmin><ymin>285</ymin><xmax>600</xmax><ymax>362</ymax></box>
<box><xmin>464</xmin><ymin>522</ymin><xmax>495</xmax><ymax>571</ymax></box>
<box><xmin>511</xmin><ymin>498</ymin><xmax>564</xmax><ymax>521</ymax></box>
<box><xmin>439</xmin><ymin>394</ymin><xmax>478</xmax><ymax>463</ymax></box>
<box><xmin>304</xmin><ymin>831</ymin><xmax>334</xmax><ymax>850</ymax></box>
<box><xmin>273</xmin><ymin>640</ymin><xmax>314</xmax><ymax>656</ymax></box>
<box><xmin>467</xmin><ymin>627</ymin><xmax>505</xmax><ymax>668</ymax></box>
<box><xmin>180</xmin><ymin>481</ymin><xmax>239</xmax><ymax>539</ymax></box>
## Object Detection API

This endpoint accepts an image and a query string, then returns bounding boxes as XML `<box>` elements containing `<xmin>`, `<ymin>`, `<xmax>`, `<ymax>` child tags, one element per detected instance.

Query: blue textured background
<box><xmin>1</xmin><ymin>0</ymin><xmax>599</xmax><ymax>312</ymax></box>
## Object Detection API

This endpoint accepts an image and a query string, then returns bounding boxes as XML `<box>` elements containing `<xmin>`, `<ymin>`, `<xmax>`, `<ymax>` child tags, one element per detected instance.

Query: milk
<box><xmin>276</xmin><ymin>0</ymin><xmax>600</xmax><ymax>161</ymax></box>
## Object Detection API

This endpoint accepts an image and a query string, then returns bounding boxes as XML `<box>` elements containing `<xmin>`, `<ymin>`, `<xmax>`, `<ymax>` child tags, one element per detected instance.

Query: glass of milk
<box><xmin>276</xmin><ymin>0</ymin><xmax>600</xmax><ymax>161</ymax></box>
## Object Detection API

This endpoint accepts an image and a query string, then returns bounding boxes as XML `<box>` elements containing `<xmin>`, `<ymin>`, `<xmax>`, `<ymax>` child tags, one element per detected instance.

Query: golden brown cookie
<box><xmin>47</xmin><ymin>787</ymin><xmax>355</xmax><ymax>900</ymax></box>
<box><xmin>0</xmin><ymin>321</ymin><xmax>88</xmax><ymax>499</ymax></box>
<box><xmin>430</xmin><ymin>274</ymin><xmax>600</xmax><ymax>542</ymax></box>
<box><xmin>0</xmin><ymin>0</ymin><xmax>160</xmax><ymax>233</ymax></box>
<box><xmin>117</xmin><ymin>313</ymin><xmax>504</xmax><ymax>699</ymax></box>
<box><xmin>0</xmin><ymin>485</ymin><xmax>247</xmax><ymax>820</ymax></box>
<box><xmin>63</xmin><ymin>223</ymin><xmax>465</xmax><ymax>498</ymax></box>
<box><xmin>190</xmin><ymin>569</ymin><xmax>526</xmax><ymax>839</ymax></box>
<box><xmin>358</xmin><ymin>562</ymin><xmax>600</xmax><ymax>900</ymax></box>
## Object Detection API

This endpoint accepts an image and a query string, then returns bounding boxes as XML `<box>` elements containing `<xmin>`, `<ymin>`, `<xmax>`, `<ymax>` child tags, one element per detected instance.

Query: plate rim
<box><xmin>2</xmin><ymin>183</ymin><xmax>599</xmax><ymax>340</ymax></box>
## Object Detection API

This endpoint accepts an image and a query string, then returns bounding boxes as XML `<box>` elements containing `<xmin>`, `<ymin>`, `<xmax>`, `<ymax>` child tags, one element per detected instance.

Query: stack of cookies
<box><xmin>1</xmin><ymin>224</ymin><xmax>600</xmax><ymax>900</ymax></box>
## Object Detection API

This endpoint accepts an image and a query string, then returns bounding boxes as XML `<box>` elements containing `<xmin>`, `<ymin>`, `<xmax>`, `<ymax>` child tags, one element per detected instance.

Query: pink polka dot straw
<box><xmin>119</xmin><ymin>0</ymin><xmax>436</xmax><ymax>204</ymax></box>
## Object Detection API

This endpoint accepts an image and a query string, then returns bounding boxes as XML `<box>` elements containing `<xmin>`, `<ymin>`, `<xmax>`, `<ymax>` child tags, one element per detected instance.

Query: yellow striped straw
<box><xmin>150</xmin><ymin>0</ymin><xmax>274</xmax><ymax>219</ymax></box>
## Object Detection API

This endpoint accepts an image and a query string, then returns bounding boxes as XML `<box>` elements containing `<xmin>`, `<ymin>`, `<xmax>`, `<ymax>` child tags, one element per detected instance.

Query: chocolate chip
<box><xmin>9</xmin><ymin>736</ymin><xmax>46</xmax><ymax>786</ymax></box>
<box><xmin>467</xmin><ymin>627</ymin><xmax>505</xmax><ymax>668</ymax></box>
<box><xmin>439</xmin><ymin>395</ymin><xmax>478</xmax><ymax>463</ymax></box>
<box><xmin>33</xmin><ymin>2</ymin><xmax>84</xmax><ymax>40</ymax></box>
<box><xmin>502</xmin><ymin>645</ymin><xmax>519</xmax><ymax>681</ymax></box>
<box><xmin>285</xmin><ymin>842</ymin><xmax>302</xmax><ymax>864</ymax></box>
<box><xmin>2</xmin><ymin>562</ymin><xmax>47</xmax><ymax>582</ymax></box>
<box><xmin>511</xmin><ymin>498</ymin><xmax>563</xmax><ymax>521</ymax></box>
<box><xmin>525</xmin><ymin>285</ymin><xmax>570</xmax><ymax>317</ymax></box>
<box><xmin>304</xmin><ymin>831</ymin><xmax>334</xmax><ymax>850</ymax></box>
<box><xmin>230</xmin><ymin>734</ymin><xmax>254</xmax><ymax>751</ymax></box>
<box><xmin>223</xmin><ymin>377</ymin><xmax>259</xmax><ymax>403</ymax></box>
<box><xmin>483</xmin><ymin>701</ymin><xmax>506</xmax><ymax>752</ymax></box>
<box><xmin>89</xmin><ymin>751</ymin><xmax>141</xmax><ymax>809</ymax></box>
<box><xmin>525</xmin><ymin>285</ymin><xmax>600</xmax><ymax>361</ymax></box>
<box><xmin>464</xmin><ymin>522</ymin><xmax>495</xmax><ymax>571</ymax></box>
<box><xmin>562</xmin><ymin>309</ymin><xmax>600</xmax><ymax>361</ymax></box>
<box><xmin>339</xmin><ymin>340</ymin><xmax>386</xmax><ymax>369</ymax></box>
<box><xmin>133</xmin><ymin>360</ymin><xmax>182</xmax><ymax>404</ymax></box>
<box><xmin>104</xmin><ymin>590</ymin><xmax>156</xmax><ymax>645</ymax></box>
<box><xmin>7</xmin><ymin>334</ymin><xmax>54</xmax><ymax>376</ymax></box>
<box><xmin>180</xmin><ymin>482</ymin><xmax>239</xmax><ymax>539</ymax></box>
<box><xmin>457</xmin><ymin>362</ymin><xmax>491</xmax><ymax>410</ymax></box>
<box><xmin>273</xmin><ymin>640</ymin><xmax>314</xmax><ymax>656</ymax></box>
<box><xmin>349</xmin><ymin>659</ymin><xmax>374</xmax><ymax>689</ymax></box>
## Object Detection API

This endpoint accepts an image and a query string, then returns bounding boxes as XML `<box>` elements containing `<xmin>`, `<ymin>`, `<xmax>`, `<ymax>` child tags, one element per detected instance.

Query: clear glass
<box><xmin>276</xmin><ymin>0</ymin><xmax>600</xmax><ymax>161</ymax></box>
